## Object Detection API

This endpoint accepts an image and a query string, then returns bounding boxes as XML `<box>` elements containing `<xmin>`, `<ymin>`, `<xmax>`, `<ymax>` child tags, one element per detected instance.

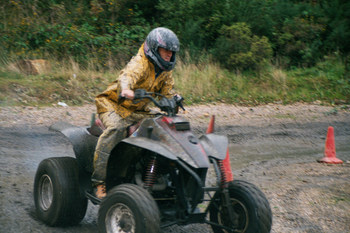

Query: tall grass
<box><xmin>0</xmin><ymin>53</ymin><xmax>348</xmax><ymax>107</ymax></box>
<box><xmin>0</xmin><ymin>58</ymin><xmax>117</xmax><ymax>106</ymax></box>
<box><xmin>174</xmin><ymin>60</ymin><xmax>233</xmax><ymax>103</ymax></box>
<box><xmin>174</xmin><ymin>55</ymin><xmax>349</xmax><ymax>105</ymax></box>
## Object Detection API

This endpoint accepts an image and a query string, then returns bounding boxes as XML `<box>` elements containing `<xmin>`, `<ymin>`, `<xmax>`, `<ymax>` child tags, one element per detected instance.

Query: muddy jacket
<box><xmin>95</xmin><ymin>43</ymin><xmax>175</xmax><ymax>118</ymax></box>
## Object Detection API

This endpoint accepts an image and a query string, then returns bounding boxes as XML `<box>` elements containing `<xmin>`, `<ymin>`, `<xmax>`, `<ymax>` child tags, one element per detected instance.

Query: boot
<box><xmin>95</xmin><ymin>184</ymin><xmax>106</xmax><ymax>199</ymax></box>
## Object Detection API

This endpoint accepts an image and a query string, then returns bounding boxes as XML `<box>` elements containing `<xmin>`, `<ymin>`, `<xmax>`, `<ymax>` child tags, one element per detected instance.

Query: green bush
<box><xmin>275</xmin><ymin>16</ymin><xmax>325</xmax><ymax>67</ymax></box>
<box><xmin>212</xmin><ymin>23</ymin><xmax>272</xmax><ymax>71</ymax></box>
<box><xmin>1</xmin><ymin>0</ymin><xmax>349</xmax><ymax>71</ymax></box>
<box><xmin>0</xmin><ymin>0</ymin><xmax>151</xmax><ymax>68</ymax></box>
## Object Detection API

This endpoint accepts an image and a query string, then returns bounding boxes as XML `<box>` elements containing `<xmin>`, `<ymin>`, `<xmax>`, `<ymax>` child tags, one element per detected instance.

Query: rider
<box><xmin>92</xmin><ymin>27</ymin><xmax>180</xmax><ymax>198</ymax></box>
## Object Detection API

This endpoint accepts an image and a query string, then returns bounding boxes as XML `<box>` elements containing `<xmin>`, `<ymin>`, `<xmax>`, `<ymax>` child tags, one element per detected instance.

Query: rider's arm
<box><xmin>118</xmin><ymin>50</ymin><xmax>148</xmax><ymax>96</ymax></box>
<box><xmin>159</xmin><ymin>73</ymin><xmax>176</xmax><ymax>98</ymax></box>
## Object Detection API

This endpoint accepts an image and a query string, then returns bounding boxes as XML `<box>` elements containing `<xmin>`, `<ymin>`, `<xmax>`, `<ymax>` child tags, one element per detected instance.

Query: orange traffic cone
<box><xmin>317</xmin><ymin>126</ymin><xmax>343</xmax><ymax>164</ymax></box>
<box><xmin>206</xmin><ymin>115</ymin><xmax>215</xmax><ymax>134</ymax></box>
<box><xmin>206</xmin><ymin>115</ymin><xmax>234</xmax><ymax>182</ymax></box>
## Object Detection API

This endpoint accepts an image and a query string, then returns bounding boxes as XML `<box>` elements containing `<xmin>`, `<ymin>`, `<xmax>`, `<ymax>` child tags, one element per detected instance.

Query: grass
<box><xmin>174</xmin><ymin>55</ymin><xmax>349</xmax><ymax>105</ymax></box>
<box><xmin>0</xmin><ymin>55</ymin><xmax>349</xmax><ymax>107</ymax></box>
<box><xmin>0</xmin><ymin>58</ymin><xmax>117</xmax><ymax>106</ymax></box>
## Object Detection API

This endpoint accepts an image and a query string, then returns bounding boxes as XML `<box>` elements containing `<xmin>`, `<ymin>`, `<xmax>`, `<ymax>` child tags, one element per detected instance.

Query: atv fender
<box><xmin>199</xmin><ymin>134</ymin><xmax>228</xmax><ymax>160</ymax></box>
<box><xmin>120</xmin><ymin>137</ymin><xmax>177</xmax><ymax>161</ymax></box>
<box><xmin>49</xmin><ymin>121</ymin><xmax>97</xmax><ymax>173</ymax></box>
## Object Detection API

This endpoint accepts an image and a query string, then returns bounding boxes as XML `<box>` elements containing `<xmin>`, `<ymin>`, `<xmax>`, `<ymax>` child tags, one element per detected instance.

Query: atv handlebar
<box><xmin>121</xmin><ymin>89</ymin><xmax>184</xmax><ymax>116</ymax></box>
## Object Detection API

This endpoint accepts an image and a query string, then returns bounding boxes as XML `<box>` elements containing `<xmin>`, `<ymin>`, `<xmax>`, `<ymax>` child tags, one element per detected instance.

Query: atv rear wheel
<box><xmin>98</xmin><ymin>184</ymin><xmax>160</xmax><ymax>233</ymax></box>
<box><xmin>34</xmin><ymin>157</ymin><xmax>88</xmax><ymax>226</ymax></box>
<box><xmin>209</xmin><ymin>180</ymin><xmax>272</xmax><ymax>233</ymax></box>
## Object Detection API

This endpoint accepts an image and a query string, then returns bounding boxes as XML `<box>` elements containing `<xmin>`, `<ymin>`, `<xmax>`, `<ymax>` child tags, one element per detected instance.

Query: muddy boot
<box><xmin>94</xmin><ymin>184</ymin><xmax>106</xmax><ymax>199</ymax></box>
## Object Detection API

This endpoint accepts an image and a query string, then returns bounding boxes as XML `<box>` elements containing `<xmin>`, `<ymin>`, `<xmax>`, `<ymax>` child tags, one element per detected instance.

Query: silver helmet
<box><xmin>144</xmin><ymin>27</ymin><xmax>180</xmax><ymax>71</ymax></box>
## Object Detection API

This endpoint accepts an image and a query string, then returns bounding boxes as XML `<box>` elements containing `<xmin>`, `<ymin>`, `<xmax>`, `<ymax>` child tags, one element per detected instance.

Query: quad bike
<box><xmin>33</xmin><ymin>89</ymin><xmax>272</xmax><ymax>233</ymax></box>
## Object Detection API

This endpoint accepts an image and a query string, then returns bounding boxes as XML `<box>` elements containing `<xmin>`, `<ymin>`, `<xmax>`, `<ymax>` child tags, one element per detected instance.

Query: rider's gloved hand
<box><xmin>174</xmin><ymin>94</ymin><xmax>183</xmax><ymax>102</ymax></box>
<box><xmin>174</xmin><ymin>94</ymin><xmax>185</xmax><ymax>111</ymax></box>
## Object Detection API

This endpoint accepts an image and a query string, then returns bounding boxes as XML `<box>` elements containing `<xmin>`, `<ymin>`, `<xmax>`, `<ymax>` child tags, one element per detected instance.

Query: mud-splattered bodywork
<box><xmin>50</xmin><ymin>115</ymin><xmax>228</xmax><ymax>176</ymax></box>
<box><xmin>50</xmin><ymin>114</ymin><xmax>230</xmax><ymax>222</ymax></box>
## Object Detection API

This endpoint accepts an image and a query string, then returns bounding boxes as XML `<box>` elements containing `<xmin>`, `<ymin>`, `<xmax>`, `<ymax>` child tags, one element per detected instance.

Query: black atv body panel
<box><xmin>49</xmin><ymin>121</ymin><xmax>97</xmax><ymax>173</ymax></box>
<box><xmin>50</xmin><ymin>116</ymin><xmax>229</xmax><ymax>175</ymax></box>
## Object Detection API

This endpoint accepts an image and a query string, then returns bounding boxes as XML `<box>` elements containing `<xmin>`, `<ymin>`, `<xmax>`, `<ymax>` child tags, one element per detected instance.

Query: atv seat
<box><xmin>88</xmin><ymin>118</ymin><xmax>140</xmax><ymax>138</ymax></box>
<box><xmin>87</xmin><ymin>118</ymin><xmax>104</xmax><ymax>137</ymax></box>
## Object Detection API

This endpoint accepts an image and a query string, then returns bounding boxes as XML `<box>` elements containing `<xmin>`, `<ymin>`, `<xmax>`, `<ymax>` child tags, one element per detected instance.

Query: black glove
<box><xmin>174</xmin><ymin>95</ymin><xmax>185</xmax><ymax>111</ymax></box>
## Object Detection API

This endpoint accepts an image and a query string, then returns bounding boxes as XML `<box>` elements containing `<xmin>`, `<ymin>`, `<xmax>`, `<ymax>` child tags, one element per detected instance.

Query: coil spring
<box><xmin>218</xmin><ymin>160</ymin><xmax>227</xmax><ymax>188</ymax></box>
<box><xmin>144</xmin><ymin>156</ymin><xmax>158</xmax><ymax>189</ymax></box>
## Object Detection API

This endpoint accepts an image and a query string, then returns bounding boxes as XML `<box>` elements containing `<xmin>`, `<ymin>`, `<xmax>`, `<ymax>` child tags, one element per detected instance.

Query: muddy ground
<box><xmin>0</xmin><ymin>103</ymin><xmax>349</xmax><ymax>233</ymax></box>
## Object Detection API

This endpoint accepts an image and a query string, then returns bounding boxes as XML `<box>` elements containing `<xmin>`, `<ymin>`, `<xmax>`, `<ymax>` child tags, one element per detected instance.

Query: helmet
<box><xmin>144</xmin><ymin>27</ymin><xmax>180</xmax><ymax>71</ymax></box>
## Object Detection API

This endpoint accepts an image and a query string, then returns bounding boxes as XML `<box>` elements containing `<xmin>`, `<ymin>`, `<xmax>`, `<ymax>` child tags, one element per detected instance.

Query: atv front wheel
<box><xmin>33</xmin><ymin>157</ymin><xmax>88</xmax><ymax>226</ymax></box>
<box><xmin>209</xmin><ymin>180</ymin><xmax>272</xmax><ymax>233</ymax></box>
<box><xmin>98</xmin><ymin>184</ymin><xmax>160</xmax><ymax>233</ymax></box>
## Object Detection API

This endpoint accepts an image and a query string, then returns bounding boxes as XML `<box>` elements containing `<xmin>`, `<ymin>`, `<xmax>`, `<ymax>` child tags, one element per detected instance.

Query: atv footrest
<box><xmin>203</xmin><ymin>186</ymin><xmax>220</xmax><ymax>192</ymax></box>
<box><xmin>186</xmin><ymin>212</ymin><xmax>207</xmax><ymax>224</ymax></box>
<box><xmin>85</xmin><ymin>190</ymin><xmax>102</xmax><ymax>205</ymax></box>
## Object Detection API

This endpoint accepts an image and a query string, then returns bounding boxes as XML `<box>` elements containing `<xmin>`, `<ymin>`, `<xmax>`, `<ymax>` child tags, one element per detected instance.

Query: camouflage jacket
<box><xmin>95</xmin><ymin>43</ymin><xmax>175</xmax><ymax>118</ymax></box>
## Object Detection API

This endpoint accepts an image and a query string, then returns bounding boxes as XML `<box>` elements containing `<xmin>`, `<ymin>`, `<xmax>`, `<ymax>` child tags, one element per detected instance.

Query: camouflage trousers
<box><xmin>91</xmin><ymin>111</ymin><xmax>147</xmax><ymax>185</ymax></box>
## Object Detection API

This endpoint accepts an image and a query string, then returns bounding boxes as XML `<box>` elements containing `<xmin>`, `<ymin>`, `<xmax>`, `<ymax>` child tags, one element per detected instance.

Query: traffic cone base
<box><xmin>317</xmin><ymin>156</ymin><xmax>343</xmax><ymax>164</ymax></box>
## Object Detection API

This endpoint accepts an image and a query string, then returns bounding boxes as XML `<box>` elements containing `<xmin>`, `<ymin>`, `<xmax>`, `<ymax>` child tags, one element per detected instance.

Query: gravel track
<box><xmin>1</xmin><ymin>103</ymin><xmax>349</xmax><ymax>233</ymax></box>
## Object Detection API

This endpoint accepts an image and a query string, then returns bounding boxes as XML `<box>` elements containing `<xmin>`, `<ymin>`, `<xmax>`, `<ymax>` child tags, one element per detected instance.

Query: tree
<box><xmin>212</xmin><ymin>22</ymin><xmax>272</xmax><ymax>72</ymax></box>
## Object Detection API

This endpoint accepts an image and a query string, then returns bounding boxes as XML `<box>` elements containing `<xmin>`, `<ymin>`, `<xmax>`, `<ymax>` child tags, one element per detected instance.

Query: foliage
<box><xmin>156</xmin><ymin>0</ymin><xmax>349</xmax><ymax>70</ymax></box>
<box><xmin>321</xmin><ymin>0</ymin><xmax>350</xmax><ymax>56</ymax></box>
<box><xmin>275</xmin><ymin>16</ymin><xmax>325</xmax><ymax>67</ymax></box>
<box><xmin>1</xmin><ymin>0</ymin><xmax>350</xmax><ymax>71</ymax></box>
<box><xmin>320</xmin><ymin>0</ymin><xmax>350</xmax><ymax>76</ymax></box>
<box><xmin>0</xmin><ymin>0</ymin><xmax>151</xmax><ymax>67</ymax></box>
<box><xmin>0</xmin><ymin>0</ymin><xmax>349</xmax><ymax>106</ymax></box>
<box><xmin>212</xmin><ymin>23</ymin><xmax>272</xmax><ymax>71</ymax></box>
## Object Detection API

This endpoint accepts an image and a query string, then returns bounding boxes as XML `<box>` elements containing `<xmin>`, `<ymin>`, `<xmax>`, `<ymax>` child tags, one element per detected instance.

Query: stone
<box><xmin>16</xmin><ymin>59</ymin><xmax>51</xmax><ymax>75</ymax></box>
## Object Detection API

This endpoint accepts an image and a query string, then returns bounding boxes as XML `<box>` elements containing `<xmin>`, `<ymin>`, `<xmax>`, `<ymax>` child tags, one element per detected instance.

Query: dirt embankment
<box><xmin>0</xmin><ymin>103</ymin><xmax>349</xmax><ymax>233</ymax></box>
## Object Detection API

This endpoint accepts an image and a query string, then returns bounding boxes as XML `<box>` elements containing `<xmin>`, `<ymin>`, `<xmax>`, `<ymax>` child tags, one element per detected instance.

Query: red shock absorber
<box><xmin>218</xmin><ymin>160</ymin><xmax>228</xmax><ymax>188</ymax></box>
<box><xmin>144</xmin><ymin>156</ymin><xmax>158</xmax><ymax>189</ymax></box>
